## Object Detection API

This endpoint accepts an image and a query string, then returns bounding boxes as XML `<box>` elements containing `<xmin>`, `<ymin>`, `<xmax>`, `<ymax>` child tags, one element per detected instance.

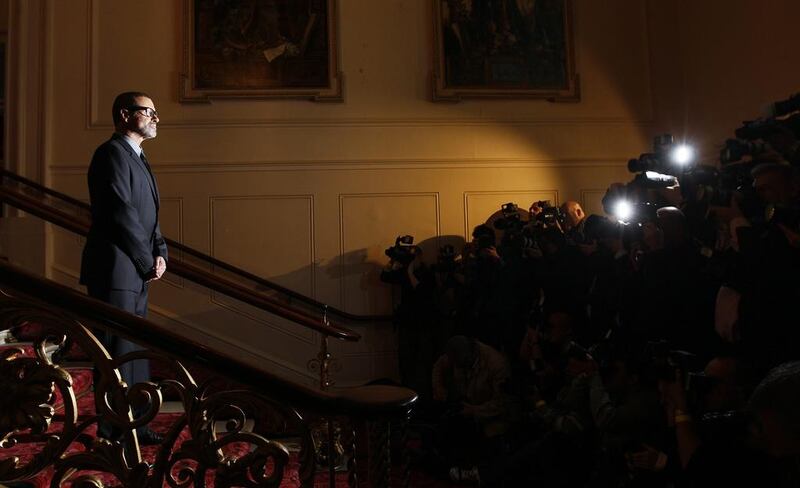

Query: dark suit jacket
<box><xmin>80</xmin><ymin>133</ymin><xmax>168</xmax><ymax>291</ymax></box>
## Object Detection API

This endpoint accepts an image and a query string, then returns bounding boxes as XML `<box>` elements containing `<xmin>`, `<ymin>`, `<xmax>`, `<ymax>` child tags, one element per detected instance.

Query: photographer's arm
<box><xmin>431</xmin><ymin>355</ymin><xmax>450</xmax><ymax>403</ymax></box>
<box><xmin>660</xmin><ymin>371</ymin><xmax>701</xmax><ymax>469</ymax></box>
<box><xmin>531</xmin><ymin>397</ymin><xmax>586</xmax><ymax>436</ymax></box>
<box><xmin>530</xmin><ymin>376</ymin><xmax>589</xmax><ymax>436</ymax></box>
<box><xmin>673</xmin><ymin>414</ymin><xmax>701</xmax><ymax>469</ymax></box>
<box><xmin>462</xmin><ymin>357</ymin><xmax>512</xmax><ymax>419</ymax></box>
<box><xmin>406</xmin><ymin>258</ymin><xmax>420</xmax><ymax>288</ymax></box>
<box><xmin>588</xmin><ymin>372</ymin><xmax>616</xmax><ymax>430</ymax></box>
<box><xmin>380</xmin><ymin>260</ymin><xmax>406</xmax><ymax>284</ymax></box>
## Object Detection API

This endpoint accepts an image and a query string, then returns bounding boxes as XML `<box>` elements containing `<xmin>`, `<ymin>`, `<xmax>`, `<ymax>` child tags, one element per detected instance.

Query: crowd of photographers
<box><xmin>380</xmin><ymin>94</ymin><xmax>800</xmax><ymax>487</ymax></box>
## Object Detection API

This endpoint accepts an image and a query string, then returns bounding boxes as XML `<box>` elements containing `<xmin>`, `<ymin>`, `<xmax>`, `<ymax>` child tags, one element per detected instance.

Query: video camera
<box><xmin>493</xmin><ymin>202</ymin><xmax>526</xmax><ymax>231</ymax></box>
<box><xmin>730</xmin><ymin>93</ymin><xmax>800</xmax><ymax>163</ymax></box>
<box><xmin>626</xmin><ymin>134</ymin><xmax>695</xmax><ymax>176</ymax></box>
<box><xmin>719</xmin><ymin>138</ymin><xmax>770</xmax><ymax>165</ymax></box>
<box><xmin>606</xmin><ymin>132</ymin><xmax>764</xmax><ymax>229</ymax></box>
<box><xmin>493</xmin><ymin>202</ymin><xmax>538</xmax><ymax>252</ymax></box>
<box><xmin>601</xmin><ymin>135</ymin><xmax>685</xmax><ymax>223</ymax></box>
<box><xmin>532</xmin><ymin>200</ymin><xmax>567</xmax><ymax>228</ymax></box>
<box><xmin>384</xmin><ymin>235</ymin><xmax>420</xmax><ymax>265</ymax></box>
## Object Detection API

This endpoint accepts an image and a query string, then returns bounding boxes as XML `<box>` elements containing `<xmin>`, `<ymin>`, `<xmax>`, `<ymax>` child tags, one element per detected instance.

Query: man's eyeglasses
<box><xmin>127</xmin><ymin>106</ymin><xmax>159</xmax><ymax>119</ymax></box>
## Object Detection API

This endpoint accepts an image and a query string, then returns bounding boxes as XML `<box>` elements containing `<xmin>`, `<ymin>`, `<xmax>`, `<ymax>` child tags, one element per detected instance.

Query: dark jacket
<box><xmin>80</xmin><ymin>134</ymin><xmax>167</xmax><ymax>291</ymax></box>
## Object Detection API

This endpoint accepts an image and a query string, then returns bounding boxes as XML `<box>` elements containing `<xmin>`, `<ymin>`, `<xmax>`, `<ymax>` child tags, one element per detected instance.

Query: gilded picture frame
<box><xmin>180</xmin><ymin>0</ymin><xmax>343</xmax><ymax>102</ymax></box>
<box><xmin>432</xmin><ymin>0</ymin><xmax>579</xmax><ymax>102</ymax></box>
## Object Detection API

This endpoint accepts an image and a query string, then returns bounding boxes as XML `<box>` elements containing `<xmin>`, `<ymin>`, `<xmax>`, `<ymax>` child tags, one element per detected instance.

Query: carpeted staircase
<box><xmin>0</xmin><ymin>337</ymin><xmax>457</xmax><ymax>488</ymax></box>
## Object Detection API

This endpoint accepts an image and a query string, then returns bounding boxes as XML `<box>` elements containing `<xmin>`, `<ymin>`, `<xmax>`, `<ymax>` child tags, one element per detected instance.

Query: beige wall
<box><xmin>6</xmin><ymin>0</ymin><xmax>798</xmax><ymax>385</ymax></box>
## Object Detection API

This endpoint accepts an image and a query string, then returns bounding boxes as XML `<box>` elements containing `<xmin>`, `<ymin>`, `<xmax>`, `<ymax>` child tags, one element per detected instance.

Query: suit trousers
<box><xmin>87</xmin><ymin>283</ymin><xmax>151</xmax><ymax>389</ymax></box>
<box><xmin>87</xmin><ymin>283</ymin><xmax>153</xmax><ymax>440</ymax></box>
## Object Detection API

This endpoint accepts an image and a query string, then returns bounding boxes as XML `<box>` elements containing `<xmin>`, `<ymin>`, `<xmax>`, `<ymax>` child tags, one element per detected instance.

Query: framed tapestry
<box><xmin>432</xmin><ymin>0</ymin><xmax>579</xmax><ymax>102</ymax></box>
<box><xmin>180</xmin><ymin>0</ymin><xmax>343</xmax><ymax>102</ymax></box>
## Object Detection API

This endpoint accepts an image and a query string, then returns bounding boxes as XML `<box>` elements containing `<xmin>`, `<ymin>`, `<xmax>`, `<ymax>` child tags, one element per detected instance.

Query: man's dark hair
<box><xmin>748</xmin><ymin>361</ymin><xmax>800</xmax><ymax>437</ymax></box>
<box><xmin>472</xmin><ymin>224</ymin><xmax>495</xmax><ymax>240</ymax></box>
<box><xmin>112</xmin><ymin>91</ymin><xmax>151</xmax><ymax>127</ymax></box>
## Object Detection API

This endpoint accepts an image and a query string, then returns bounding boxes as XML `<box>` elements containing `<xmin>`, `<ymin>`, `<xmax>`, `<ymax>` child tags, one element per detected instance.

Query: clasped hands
<box><xmin>146</xmin><ymin>256</ymin><xmax>167</xmax><ymax>282</ymax></box>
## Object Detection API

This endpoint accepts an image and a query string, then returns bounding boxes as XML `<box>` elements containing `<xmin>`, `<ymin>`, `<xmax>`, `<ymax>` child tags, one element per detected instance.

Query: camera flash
<box><xmin>613</xmin><ymin>200</ymin><xmax>633</xmax><ymax>222</ymax></box>
<box><xmin>671</xmin><ymin>144</ymin><xmax>695</xmax><ymax>166</ymax></box>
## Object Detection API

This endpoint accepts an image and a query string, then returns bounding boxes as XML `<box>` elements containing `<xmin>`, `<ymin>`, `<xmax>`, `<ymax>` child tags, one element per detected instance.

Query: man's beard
<box><xmin>138</xmin><ymin>124</ymin><xmax>157</xmax><ymax>140</ymax></box>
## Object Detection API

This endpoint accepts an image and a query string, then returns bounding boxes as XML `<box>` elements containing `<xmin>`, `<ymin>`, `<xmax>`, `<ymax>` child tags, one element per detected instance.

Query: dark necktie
<box><xmin>140</xmin><ymin>152</ymin><xmax>159</xmax><ymax>207</ymax></box>
<box><xmin>140</xmin><ymin>151</ymin><xmax>151</xmax><ymax>170</ymax></box>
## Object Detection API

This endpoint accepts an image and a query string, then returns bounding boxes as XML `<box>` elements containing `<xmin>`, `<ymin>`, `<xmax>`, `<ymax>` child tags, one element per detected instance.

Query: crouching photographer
<box><xmin>656</xmin><ymin>351</ymin><xmax>781</xmax><ymax>486</ymax></box>
<box><xmin>380</xmin><ymin>235</ymin><xmax>436</xmax><ymax>399</ymax></box>
<box><xmin>428</xmin><ymin>336</ymin><xmax>515</xmax><ymax>485</ymax></box>
<box><xmin>583</xmin><ymin>339</ymin><xmax>672</xmax><ymax>488</ymax></box>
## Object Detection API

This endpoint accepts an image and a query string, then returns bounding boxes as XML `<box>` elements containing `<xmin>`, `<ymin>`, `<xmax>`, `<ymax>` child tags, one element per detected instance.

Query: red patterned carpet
<box><xmin>1</xmin><ymin>344</ymin><xmax>456</xmax><ymax>487</ymax></box>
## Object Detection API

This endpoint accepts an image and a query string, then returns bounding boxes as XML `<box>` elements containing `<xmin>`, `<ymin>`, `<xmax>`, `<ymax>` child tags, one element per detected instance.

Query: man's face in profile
<box><xmin>124</xmin><ymin>96</ymin><xmax>159</xmax><ymax>141</ymax></box>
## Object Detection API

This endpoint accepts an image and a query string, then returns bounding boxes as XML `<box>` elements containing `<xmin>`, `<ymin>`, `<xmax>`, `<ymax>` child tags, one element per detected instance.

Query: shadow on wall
<box><xmin>252</xmin><ymin>235</ymin><xmax>468</xmax><ymax>316</ymax></box>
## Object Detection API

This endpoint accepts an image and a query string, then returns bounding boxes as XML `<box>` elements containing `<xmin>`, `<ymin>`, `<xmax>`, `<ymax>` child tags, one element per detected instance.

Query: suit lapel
<box><xmin>111</xmin><ymin>134</ymin><xmax>160</xmax><ymax>211</ymax></box>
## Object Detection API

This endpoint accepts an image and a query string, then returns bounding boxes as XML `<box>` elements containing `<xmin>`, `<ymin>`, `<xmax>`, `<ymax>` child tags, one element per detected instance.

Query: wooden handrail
<box><xmin>0</xmin><ymin>169</ymin><xmax>392</xmax><ymax>323</ymax></box>
<box><xmin>0</xmin><ymin>185</ymin><xmax>360</xmax><ymax>342</ymax></box>
<box><xmin>0</xmin><ymin>260</ymin><xmax>416</xmax><ymax>415</ymax></box>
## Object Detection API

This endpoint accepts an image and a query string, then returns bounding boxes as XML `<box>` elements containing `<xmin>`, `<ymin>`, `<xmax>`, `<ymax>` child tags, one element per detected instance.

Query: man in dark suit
<box><xmin>80</xmin><ymin>91</ymin><xmax>167</xmax><ymax>444</ymax></box>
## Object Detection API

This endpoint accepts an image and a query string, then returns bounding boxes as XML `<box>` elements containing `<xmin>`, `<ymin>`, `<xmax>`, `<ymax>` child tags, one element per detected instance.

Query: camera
<box><xmin>735</xmin><ymin>118</ymin><xmax>787</xmax><ymax>141</ymax></box>
<box><xmin>679</xmin><ymin>161</ymin><xmax>752</xmax><ymax>206</ymax></box>
<box><xmin>626</xmin><ymin>134</ymin><xmax>696</xmax><ymax>176</ymax></box>
<box><xmin>385</xmin><ymin>235</ymin><xmax>420</xmax><ymax>265</ymax></box>
<box><xmin>435</xmin><ymin>244</ymin><xmax>458</xmax><ymax>272</ymax></box>
<box><xmin>533</xmin><ymin>200</ymin><xmax>566</xmax><ymax>227</ymax></box>
<box><xmin>644</xmin><ymin>340</ymin><xmax>704</xmax><ymax>386</ymax></box>
<box><xmin>774</xmin><ymin>93</ymin><xmax>800</xmax><ymax>117</ymax></box>
<box><xmin>720</xmin><ymin>138</ymin><xmax>771</xmax><ymax>165</ymax></box>
<box><xmin>492</xmin><ymin>202</ymin><xmax>539</xmax><ymax>253</ymax></box>
<box><xmin>602</xmin><ymin>197</ymin><xmax>660</xmax><ymax>226</ymax></box>
<box><xmin>493</xmin><ymin>202</ymin><xmax>525</xmax><ymax>231</ymax></box>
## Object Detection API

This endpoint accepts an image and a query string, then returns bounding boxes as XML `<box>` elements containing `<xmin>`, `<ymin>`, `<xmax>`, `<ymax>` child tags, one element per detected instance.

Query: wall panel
<box><xmin>464</xmin><ymin>190</ymin><xmax>559</xmax><ymax>238</ymax></box>
<box><xmin>210</xmin><ymin>195</ymin><xmax>315</xmax><ymax>297</ymax></box>
<box><xmin>338</xmin><ymin>192</ymin><xmax>439</xmax><ymax>315</ymax></box>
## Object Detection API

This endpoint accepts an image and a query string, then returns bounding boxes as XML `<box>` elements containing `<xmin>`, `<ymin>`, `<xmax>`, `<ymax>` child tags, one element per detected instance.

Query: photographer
<box><xmin>584</xmin><ymin>217</ymin><xmax>632</xmax><ymax>340</ymax></box>
<box><xmin>657</xmin><ymin>353</ymin><xmax>776</xmax><ymax>486</ymax></box>
<box><xmin>483</xmin><ymin>313</ymin><xmax>597</xmax><ymax>487</ymax></box>
<box><xmin>431</xmin><ymin>244</ymin><xmax>465</xmax><ymax>352</ymax></box>
<box><xmin>609</xmin><ymin>204</ymin><xmax>717</xmax><ymax>358</ymax></box>
<box><xmin>380</xmin><ymin>236</ymin><xmax>436</xmax><ymax>399</ymax></box>
<box><xmin>586</xmin><ymin>343</ymin><xmax>672</xmax><ymax>488</ymax></box>
<box><xmin>748</xmin><ymin>361</ymin><xmax>800</xmax><ymax>484</ymax></box>
<box><xmin>529</xmin><ymin>202</ymin><xmax>594</xmax><ymax>344</ymax></box>
<box><xmin>430</xmin><ymin>335</ymin><xmax>514</xmax><ymax>484</ymax></box>
<box><xmin>491</xmin><ymin>203</ymin><xmax>544</xmax><ymax>356</ymax></box>
<box><xmin>559</xmin><ymin>200</ymin><xmax>588</xmax><ymax>245</ymax></box>
<box><xmin>642</xmin><ymin>207</ymin><xmax>718</xmax><ymax>357</ymax></box>
<box><xmin>459</xmin><ymin>224</ymin><xmax>508</xmax><ymax>350</ymax></box>
<box><xmin>717</xmin><ymin>163</ymin><xmax>800</xmax><ymax>375</ymax></box>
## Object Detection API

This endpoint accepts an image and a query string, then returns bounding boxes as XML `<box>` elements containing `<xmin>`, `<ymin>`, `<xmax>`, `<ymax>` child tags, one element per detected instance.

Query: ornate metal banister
<box><xmin>0</xmin><ymin>261</ymin><xmax>416</xmax><ymax>487</ymax></box>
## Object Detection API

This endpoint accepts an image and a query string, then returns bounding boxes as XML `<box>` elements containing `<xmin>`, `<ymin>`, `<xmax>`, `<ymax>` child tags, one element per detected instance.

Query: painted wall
<box><xmin>6</xmin><ymin>0</ymin><xmax>798</xmax><ymax>386</ymax></box>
